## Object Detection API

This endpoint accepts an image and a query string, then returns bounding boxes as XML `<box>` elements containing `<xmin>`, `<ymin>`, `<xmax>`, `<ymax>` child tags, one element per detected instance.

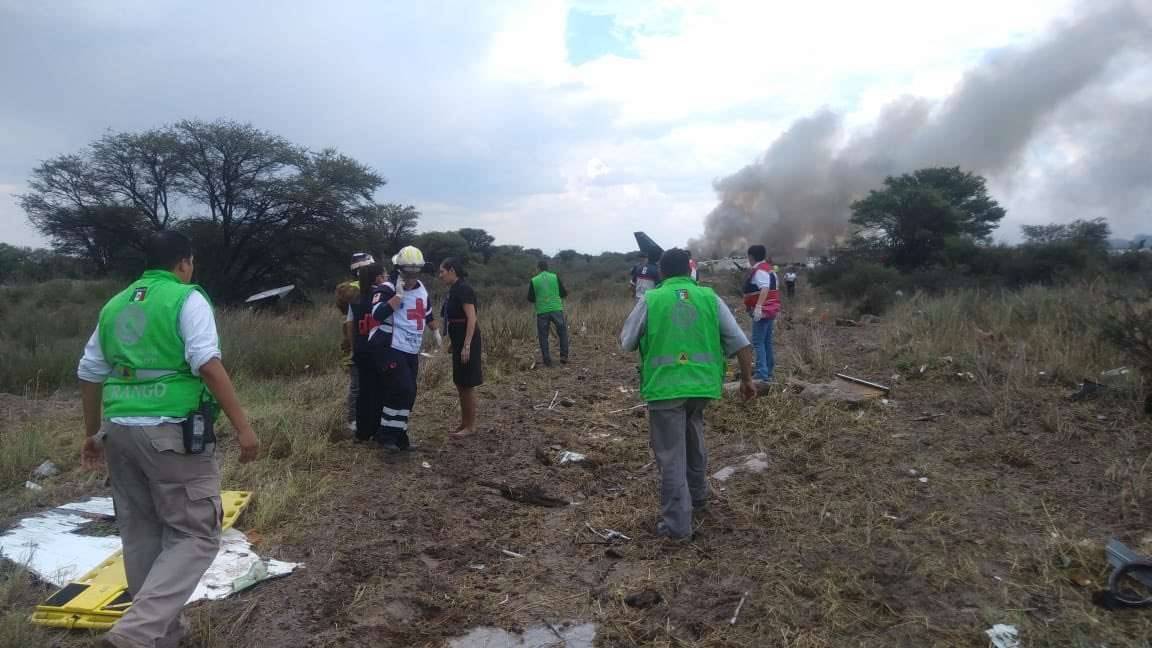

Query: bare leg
<box><xmin>452</xmin><ymin>385</ymin><xmax>478</xmax><ymax>435</ymax></box>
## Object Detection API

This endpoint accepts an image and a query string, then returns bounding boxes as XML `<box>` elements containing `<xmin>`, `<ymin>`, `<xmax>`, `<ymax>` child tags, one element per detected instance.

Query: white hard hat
<box><xmin>349</xmin><ymin>252</ymin><xmax>375</xmax><ymax>271</ymax></box>
<box><xmin>392</xmin><ymin>246</ymin><xmax>425</xmax><ymax>270</ymax></box>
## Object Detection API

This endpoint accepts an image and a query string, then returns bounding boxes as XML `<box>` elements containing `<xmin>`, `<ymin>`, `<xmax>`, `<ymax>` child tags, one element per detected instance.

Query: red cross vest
<box><xmin>382</xmin><ymin>280</ymin><xmax>429</xmax><ymax>354</ymax></box>
<box><xmin>742</xmin><ymin>262</ymin><xmax>781</xmax><ymax>319</ymax></box>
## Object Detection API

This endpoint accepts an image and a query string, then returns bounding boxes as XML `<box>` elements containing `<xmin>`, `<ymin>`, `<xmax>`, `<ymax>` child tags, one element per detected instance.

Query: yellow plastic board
<box><xmin>30</xmin><ymin>490</ymin><xmax>252</xmax><ymax>630</ymax></box>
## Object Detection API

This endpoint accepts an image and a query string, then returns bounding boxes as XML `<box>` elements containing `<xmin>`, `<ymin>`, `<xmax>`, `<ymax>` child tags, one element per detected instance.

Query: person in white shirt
<box><xmin>784</xmin><ymin>269</ymin><xmax>798</xmax><ymax>298</ymax></box>
<box><xmin>78</xmin><ymin>231</ymin><xmax>258</xmax><ymax>648</ymax></box>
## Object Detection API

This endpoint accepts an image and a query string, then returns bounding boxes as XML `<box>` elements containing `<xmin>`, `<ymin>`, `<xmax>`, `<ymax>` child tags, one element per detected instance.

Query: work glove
<box><xmin>753</xmin><ymin>309</ymin><xmax>764</xmax><ymax>322</ymax></box>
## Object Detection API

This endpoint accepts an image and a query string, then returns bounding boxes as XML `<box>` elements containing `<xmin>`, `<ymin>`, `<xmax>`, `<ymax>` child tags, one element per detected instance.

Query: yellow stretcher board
<box><xmin>30</xmin><ymin>490</ymin><xmax>252</xmax><ymax>630</ymax></box>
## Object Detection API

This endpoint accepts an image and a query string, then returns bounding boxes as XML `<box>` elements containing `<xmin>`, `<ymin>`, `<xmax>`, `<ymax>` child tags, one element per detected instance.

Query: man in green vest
<box><xmin>78</xmin><ymin>231</ymin><xmax>259</xmax><ymax>648</ymax></box>
<box><xmin>620</xmin><ymin>248</ymin><xmax>755</xmax><ymax>540</ymax></box>
<box><xmin>527</xmin><ymin>259</ymin><xmax>570</xmax><ymax>367</ymax></box>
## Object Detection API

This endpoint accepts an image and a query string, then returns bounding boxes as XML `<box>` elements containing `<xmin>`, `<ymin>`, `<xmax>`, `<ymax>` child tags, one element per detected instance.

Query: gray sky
<box><xmin>1</xmin><ymin>0</ymin><xmax>1147</xmax><ymax>253</ymax></box>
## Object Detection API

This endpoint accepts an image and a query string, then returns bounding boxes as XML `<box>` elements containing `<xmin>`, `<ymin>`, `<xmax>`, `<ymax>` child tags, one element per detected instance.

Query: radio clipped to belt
<box><xmin>181</xmin><ymin>389</ymin><xmax>218</xmax><ymax>454</ymax></box>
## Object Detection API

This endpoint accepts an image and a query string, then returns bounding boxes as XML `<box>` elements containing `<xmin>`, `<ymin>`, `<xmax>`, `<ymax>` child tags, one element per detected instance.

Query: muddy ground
<box><xmin>188</xmin><ymin>308</ymin><xmax>1152</xmax><ymax>647</ymax></box>
<box><xmin>9</xmin><ymin>303</ymin><xmax>1152</xmax><ymax>647</ymax></box>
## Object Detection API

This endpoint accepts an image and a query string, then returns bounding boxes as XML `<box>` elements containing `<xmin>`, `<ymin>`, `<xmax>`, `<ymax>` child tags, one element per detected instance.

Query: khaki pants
<box><xmin>101</xmin><ymin>422</ymin><xmax>222</xmax><ymax>648</ymax></box>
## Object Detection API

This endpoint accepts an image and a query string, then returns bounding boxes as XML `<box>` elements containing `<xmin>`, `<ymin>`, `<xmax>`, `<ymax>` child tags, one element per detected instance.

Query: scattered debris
<box><xmin>918</xmin><ymin>477</ymin><xmax>929</xmax><ymax>484</ymax></box>
<box><xmin>1069</xmin><ymin>379</ymin><xmax>1107</xmax><ymax>401</ymax></box>
<box><xmin>624</xmin><ymin>589</ymin><xmax>662</xmax><ymax>609</ymax></box>
<box><xmin>606</xmin><ymin>403</ymin><xmax>646</xmax><ymax>415</ymax></box>
<box><xmin>907</xmin><ymin>469</ymin><xmax>921</xmax><ymax>477</ymax></box>
<box><xmin>785</xmin><ymin>373</ymin><xmax>890</xmax><ymax>405</ymax></box>
<box><xmin>985</xmin><ymin>623</ymin><xmax>1021</xmax><ymax>648</ymax></box>
<box><xmin>729</xmin><ymin>591</ymin><xmax>750</xmax><ymax>625</ymax></box>
<box><xmin>24</xmin><ymin>481</ymin><xmax>43</xmax><ymax>491</ymax></box>
<box><xmin>1100</xmin><ymin>367</ymin><xmax>1133</xmax><ymax>386</ymax></box>
<box><xmin>244</xmin><ymin>284</ymin><xmax>298</xmax><ymax>307</ymax></box>
<box><xmin>616</xmin><ymin>386</ymin><xmax>635</xmax><ymax>394</ymax></box>
<box><xmin>954</xmin><ymin>371</ymin><xmax>976</xmax><ymax>382</ymax></box>
<box><xmin>713</xmin><ymin>452</ymin><xmax>770</xmax><ymax>482</ymax></box>
<box><xmin>835</xmin><ymin>318</ymin><xmax>859</xmax><ymax>327</ymax></box>
<box><xmin>477</xmin><ymin>481</ymin><xmax>569</xmax><ymax>508</ymax></box>
<box><xmin>421</xmin><ymin>461</ymin><xmax>432</xmax><ymax>469</ymax></box>
<box><xmin>557</xmin><ymin>451</ymin><xmax>587</xmax><ymax>465</ymax></box>
<box><xmin>32</xmin><ymin>461</ymin><xmax>59</xmax><ymax>479</ymax></box>
<box><xmin>859</xmin><ymin>314</ymin><xmax>881</xmax><ymax>325</ymax></box>
<box><xmin>1</xmin><ymin>497</ymin><xmax>297</xmax><ymax>605</ymax></box>
<box><xmin>585</xmin><ymin>523</ymin><xmax>631</xmax><ymax>542</ymax></box>
<box><xmin>501</xmin><ymin>549</ymin><xmax>525</xmax><ymax>559</ymax></box>
<box><xmin>912</xmin><ymin>412</ymin><xmax>945</xmax><ymax>422</ymax></box>
<box><xmin>559</xmin><ymin>397</ymin><xmax>576</xmax><ymax>407</ymax></box>
<box><xmin>1099</xmin><ymin>538</ymin><xmax>1152</xmax><ymax>608</ymax></box>
<box><xmin>447</xmin><ymin>622</ymin><xmax>597</xmax><ymax>648</ymax></box>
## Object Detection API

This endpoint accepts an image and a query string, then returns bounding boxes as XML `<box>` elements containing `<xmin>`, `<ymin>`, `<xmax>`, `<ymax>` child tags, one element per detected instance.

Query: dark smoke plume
<box><xmin>692</xmin><ymin>1</ymin><xmax>1152</xmax><ymax>259</ymax></box>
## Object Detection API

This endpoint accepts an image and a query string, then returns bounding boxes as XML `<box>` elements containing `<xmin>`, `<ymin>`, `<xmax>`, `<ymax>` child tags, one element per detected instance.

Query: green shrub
<box><xmin>811</xmin><ymin>260</ymin><xmax>906</xmax><ymax>315</ymax></box>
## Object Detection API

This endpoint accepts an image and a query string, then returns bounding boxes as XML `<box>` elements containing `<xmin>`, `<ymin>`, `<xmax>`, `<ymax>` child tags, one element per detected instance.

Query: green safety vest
<box><xmin>531</xmin><ymin>271</ymin><xmax>564</xmax><ymax>315</ymax></box>
<box><xmin>639</xmin><ymin>276</ymin><xmax>726</xmax><ymax>402</ymax></box>
<box><xmin>97</xmin><ymin>269</ymin><xmax>211</xmax><ymax>418</ymax></box>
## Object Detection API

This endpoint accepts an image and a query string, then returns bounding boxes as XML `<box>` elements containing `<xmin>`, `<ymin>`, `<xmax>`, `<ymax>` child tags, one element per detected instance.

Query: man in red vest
<box><xmin>742</xmin><ymin>245</ymin><xmax>781</xmax><ymax>382</ymax></box>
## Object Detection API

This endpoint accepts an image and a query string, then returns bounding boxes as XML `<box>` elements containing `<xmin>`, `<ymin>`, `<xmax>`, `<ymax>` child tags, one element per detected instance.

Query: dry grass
<box><xmin>4</xmin><ymin>279</ymin><xmax>1152</xmax><ymax>647</ymax></box>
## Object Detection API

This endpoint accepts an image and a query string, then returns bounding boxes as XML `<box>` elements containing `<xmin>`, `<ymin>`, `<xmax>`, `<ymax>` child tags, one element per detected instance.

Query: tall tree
<box><xmin>457</xmin><ymin>227</ymin><xmax>496</xmax><ymax>261</ymax></box>
<box><xmin>356</xmin><ymin>203</ymin><xmax>419</xmax><ymax>256</ymax></box>
<box><xmin>850</xmin><ymin>167</ymin><xmax>1005</xmax><ymax>270</ymax></box>
<box><xmin>1021</xmin><ymin>217</ymin><xmax>1111</xmax><ymax>250</ymax></box>
<box><xmin>20</xmin><ymin>120</ymin><xmax>385</xmax><ymax>300</ymax></box>
<box><xmin>413</xmin><ymin>231</ymin><xmax>470</xmax><ymax>265</ymax></box>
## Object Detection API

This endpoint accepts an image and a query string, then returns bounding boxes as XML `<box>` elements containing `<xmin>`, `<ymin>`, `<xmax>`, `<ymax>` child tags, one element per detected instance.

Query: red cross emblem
<box><xmin>406</xmin><ymin>298</ymin><xmax>426</xmax><ymax>331</ymax></box>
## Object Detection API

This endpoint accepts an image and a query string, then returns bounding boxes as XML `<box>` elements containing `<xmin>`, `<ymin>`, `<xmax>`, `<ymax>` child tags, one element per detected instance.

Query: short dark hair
<box><xmin>145</xmin><ymin>231</ymin><xmax>193</xmax><ymax>270</ymax></box>
<box><xmin>658</xmin><ymin>248</ymin><xmax>691</xmax><ymax>278</ymax></box>
<box><xmin>441</xmin><ymin>256</ymin><xmax>468</xmax><ymax>278</ymax></box>
<box><xmin>357</xmin><ymin>263</ymin><xmax>383</xmax><ymax>297</ymax></box>
<box><xmin>537</xmin><ymin>259</ymin><xmax>549</xmax><ymax>271</ymax></box>
<box><xmin>747</xmin><ymin>245</ymin><xmax>767</xmax><ymax>262</ymax></box>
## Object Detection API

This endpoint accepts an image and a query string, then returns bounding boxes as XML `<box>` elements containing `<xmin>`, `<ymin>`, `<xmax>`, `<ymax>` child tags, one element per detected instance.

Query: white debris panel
<box><xmin>0</xmin><ymin>497</ymin><xmax>298</xmax><ymax>602</ymax></box>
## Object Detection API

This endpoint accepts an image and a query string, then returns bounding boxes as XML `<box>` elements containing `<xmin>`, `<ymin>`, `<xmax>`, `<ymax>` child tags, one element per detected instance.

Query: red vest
<box><xmin>742</xmin><ymin>262</ymin><xmax>781</xmax><ymax>319</ymax></box>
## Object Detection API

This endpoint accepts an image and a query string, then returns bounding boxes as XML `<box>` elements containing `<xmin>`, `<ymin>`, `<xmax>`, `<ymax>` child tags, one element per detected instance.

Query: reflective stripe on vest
<box><xmin>639</xmin><ymin>277</ymin><xmax>726</xmax><ymax>402</ymax></box>
<box><xmin>97</xmin><ymin>270</ymin><xmax>209</xmax><ymax>418</ymax></box>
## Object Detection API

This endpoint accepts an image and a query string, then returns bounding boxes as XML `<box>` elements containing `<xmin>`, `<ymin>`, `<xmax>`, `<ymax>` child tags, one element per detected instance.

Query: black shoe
<box><xmin>560</xmin><ymin>357</ymin><xmax>569</xmax><ymax>365</ymax></box>
<box><xmin>543</xmin><ymin>360</ymin><xmax>553</xmax><ymax>368</ymax></box>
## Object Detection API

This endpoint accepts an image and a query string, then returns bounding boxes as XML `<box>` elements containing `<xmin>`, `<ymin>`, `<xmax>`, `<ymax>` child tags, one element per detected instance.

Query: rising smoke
<box><xmin>691</xmin><ymin>1</ymin><xmax>1152</xmax><ymax>259</ymax></box>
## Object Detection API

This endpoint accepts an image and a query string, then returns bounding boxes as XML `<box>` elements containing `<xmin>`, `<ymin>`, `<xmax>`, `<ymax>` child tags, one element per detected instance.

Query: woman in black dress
<box><xmin>438</xmin><ymin>257</ymin><xmax>482</xmax><ymax>436</ymax></box>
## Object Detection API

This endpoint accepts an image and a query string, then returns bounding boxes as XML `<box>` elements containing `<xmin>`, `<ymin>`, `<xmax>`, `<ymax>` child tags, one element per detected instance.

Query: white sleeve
<box><xmin>753</xmin><ymin>270</ymin><xmax>776</xmax><ymax>289</ymax></box>
<box><xmin>619</xmin><ymin>297</ymin><xmax>648</xmax><ymax>352</ymax></box>
<box><xmin>77</xmin><ymin>327</ymin><xmax>112</xmax><ymax>383</ymax></box>
<box><xmin>179</xmin><ymin>291</ymin><xmax>222</xmax><ymax>375</ymax></box>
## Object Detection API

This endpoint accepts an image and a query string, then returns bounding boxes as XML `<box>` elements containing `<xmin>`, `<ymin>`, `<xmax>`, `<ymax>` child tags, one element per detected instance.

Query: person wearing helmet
<box><xmin>337</xmin><ymin>252</ymin><xmax>375</xmax><ymax>434</ymax></box>
<box><xmin>349</xmin><ymin>245</ymin><xmax>438</xmax><ymax>452</ymax></box>
<box><xmin>347</xmin><ymin>260</ymin><xmax>387</xmax><ymax>442</ymax></box>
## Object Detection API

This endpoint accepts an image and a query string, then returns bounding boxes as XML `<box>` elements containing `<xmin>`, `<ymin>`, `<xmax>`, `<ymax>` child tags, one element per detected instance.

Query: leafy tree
<box><xmin>1021</xmin><ymin>218</ymin><xmax>1110</xmax><ymax>251</ymax></box>
<box><xmin>457</xmin><ymin>227</ymin><xmax>496</xmax><ymax>261</ymax></box>
<box><xmin>850</xmin><ymin>167</ymin><xmax>1005</xmax><ymax>270</ymax></box>
<box><xmin>355</xmin><ymin>203</ymin><xmax>419</xmax><ymax>257</ymax></box>
<box><xmin>556</xmin><ymin>249</ymin><xmax>580</xmax><ymax>264</ymax></box>
<box><xmin>413</xmin><ymin>231</ymin><xmax>470</xmax><ymax>265</ymax></box>
<box><xmin>20</xmin><ymin>119</ymin><xmax>384</xmax><ymax>301</ymax></box>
